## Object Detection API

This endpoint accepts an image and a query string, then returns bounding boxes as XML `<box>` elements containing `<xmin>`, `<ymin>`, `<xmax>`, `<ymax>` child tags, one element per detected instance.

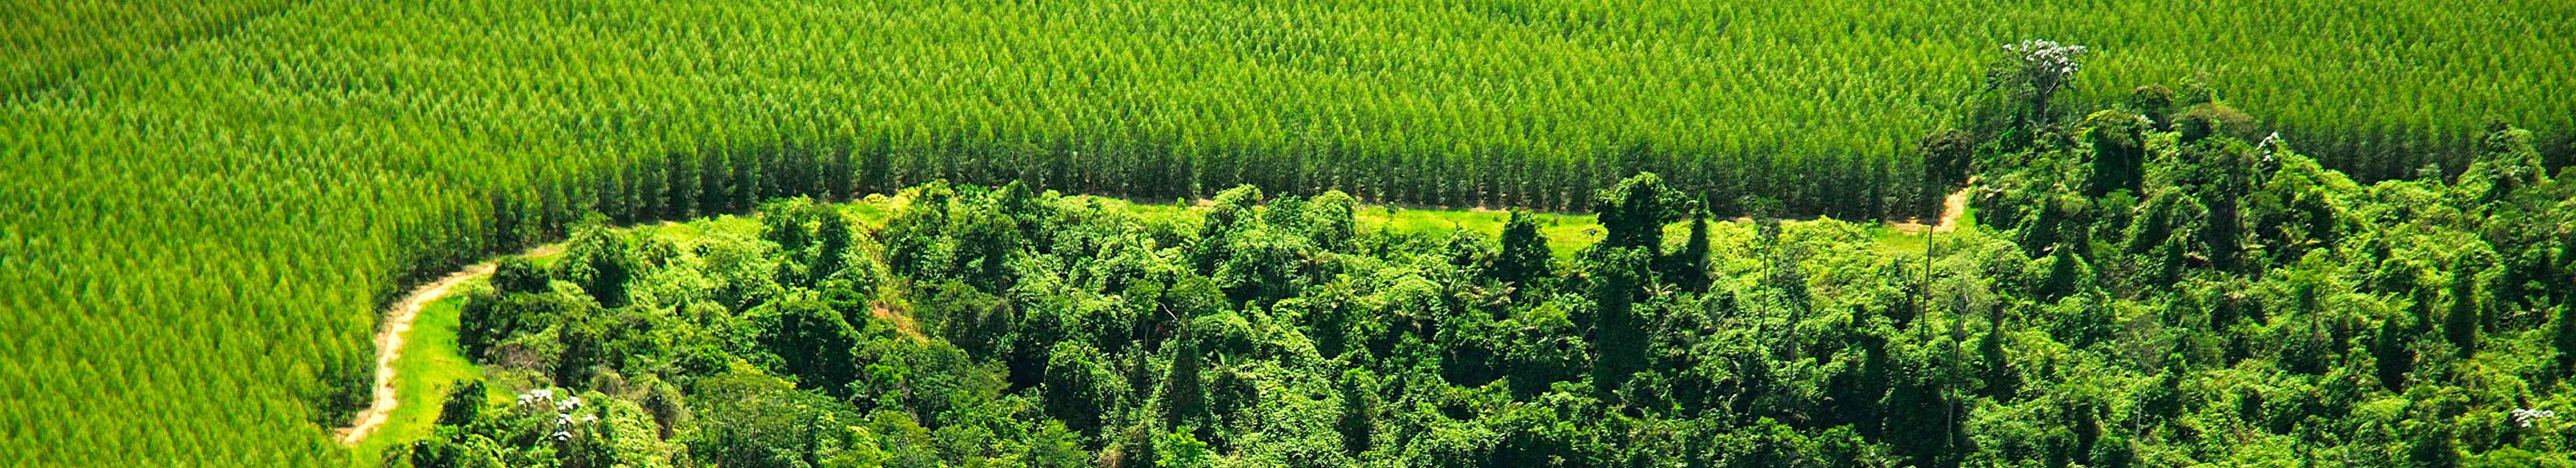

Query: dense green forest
<box><xmin>2</xmin><ymin>0</ymin><xmax>2572</xmax><ymax>464</ymax></box>
<box><xmin>398</xmin><ymin>100</ymin><xmax>2576</xmax><ymax>466</ymax></box>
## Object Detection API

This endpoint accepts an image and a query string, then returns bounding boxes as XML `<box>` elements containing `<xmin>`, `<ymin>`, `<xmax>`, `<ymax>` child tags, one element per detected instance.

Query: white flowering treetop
<box><xmin>1997</xmin><ymin>39</ymin><xmax>2091</xmax><ymax>122</ymax></box>
<box><xmin>515</xmin><ymin>388</ymin><xmax>600</xmax><ymax>443</ymax></box>
<box><xmin>2513</xmin><ymin>408</ymin><xmax>2557</xmax><ymax>428</ymax></box>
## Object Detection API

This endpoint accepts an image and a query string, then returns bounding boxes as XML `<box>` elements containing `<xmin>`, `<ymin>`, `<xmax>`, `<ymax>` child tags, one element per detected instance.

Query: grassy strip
<box><xmin>347</xmin><ymin>294</ymin><xmax>484</xmax><ymax>467</ymax></box>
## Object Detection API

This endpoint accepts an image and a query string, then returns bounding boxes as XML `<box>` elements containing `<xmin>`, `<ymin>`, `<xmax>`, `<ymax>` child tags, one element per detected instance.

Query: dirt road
<box><xmin>1933</xmin><ymin>185</ymin><xmax>1969</xmax><ymax>233</ymax></box>
<box><xmin>336</xmin><ymin>245</ymin><xmax>557</xmax><ymax>445</ymax></box>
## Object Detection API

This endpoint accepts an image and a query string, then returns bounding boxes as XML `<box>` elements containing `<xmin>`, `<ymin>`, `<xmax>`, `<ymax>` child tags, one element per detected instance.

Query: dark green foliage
<box><xmin>1212</xmin><ymin>226</ymin><xmax>1317</xmax><ymax>304</ymax></box>
<box><xmin>2557</xmin><ymin>305</ymin><xmax>2576</xmax><ymax>376</ymax></box>
<box><xmin>1304</xmin><ymin>191</ymin><xmax>1358</xmax><ymax>252</ymax></box>
<box><xmin>1923</xmin><ymin>129</ymin><xmax>1977</xmax><ymax>190</ymax></box>
<box><xmin>756</xmin><ymin>290</ymin><xmax>861</xmax><ymax>394</ymax></box>
<box><xmin>415</xmin><ymin>122</ymin><xmax>2576</xmax><ymax>468</ymax></box>
<box><xmin>759</xmin><ymin>198</ymin><xmax>819</xmax><ymax>255</ymax></box>
<box><xmin>1588</xmin><ymin>247</ymin><xmax>1653</xmax><ymax>398</ymax></box>
<box><xmin>2174</xmin><ymin>103</ymin><xmax>2257</xmax><ymax>143</ymax></box>
<box><xmin>1663</xmin><ymin>214</ymin><xmax>1714</xmax><ymax>292</ymax></box>
<box><xmin>2445</xmin><ymin>264</ymin><xmax>2482</xmax><ymax>357</ymax></box>
<box><xmin>1043</xmin><ymin>342</ymin><xmax>1121</xmax><ymax>436</ymax></box>
<box><xmin>2411</xmin><ymin>422</ymin><xmax>2462</xmax><ymax>468</ymax></box>
<box><xmin>2085</xmin><ymin>110</ymin><xmax>2150</xmax><ymax>196</ymax></box>
<box><xmin>563</xmin><ymin>218</ymin><xmax>638</xmax><ymax>308</ymax></box>
<box><xmin>456</xmin><ymin>281</ymin><xmax>597</xmax><ymax>360</ymax></box>
<box><xmin>1976</xmin><ymin>324</ymin><xmax>2015</xmax><ymax>400</ymax></box>
<box><xmin>492</xmin><ymin>257</ymin><xmax>550</xmax><ymax>295</ymax></box>
<box><xmin>1161</xmin><ymin>320</ymin><xmax>1206</xmax><ymax>431</ymax></box>
<box><xmin>2377</xmin><ymin>315</ymin><xmax>2417</xmax><ymax>390</ymax></box>
<box><xmin>922</xmin><ymin>280</ymin><xmax>1009</xmax><ymax>359</ymax></box>
<box><xmin>1493</xmin><ymin>211</ymin><xmax>1554</xmax><ymax>288</ymax></box>
<box><xmin>685</xmin><ymin>371</ymin><xmax>859</xmax><ymax>468</ymax></box>
<box><xmin>1335</xmin><ymin>369</ymin><xmax>1378</xmax><ymax>455</ymax></box>
<box><xmin>811</xmin><ymin>203</ymin><xmax>858</xmax><ymax>284</ymax></box>
<box><xmin>2462</xmin><ymin>123</ymin><xmax>2550</xmax><ymax>205</ymax></box>
<box><xmin>2126</xmin><ymin>85</ymin><xmax>2177</xmax><ymax>128</ymax></box>
<box><xmin>437</xmin><ymin>380</ymin><xmax>485</xmax><ymax>426</ymax></box>
<box><xmin>950</xmin><ymin>206</ymin><xmax>1020</xmax><ymax>292</ymax></box>
<box><xmin>1591</xmin><ymin>172</ymin><xmax>1690</xmax><ymax>254</ymax></box>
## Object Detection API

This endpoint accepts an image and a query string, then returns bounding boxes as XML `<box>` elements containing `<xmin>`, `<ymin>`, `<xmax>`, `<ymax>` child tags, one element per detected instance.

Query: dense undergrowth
<box><xmin>398</xmin><ymin>103</ymin><xmax>2574</xmax><ymax>466</ymax></box>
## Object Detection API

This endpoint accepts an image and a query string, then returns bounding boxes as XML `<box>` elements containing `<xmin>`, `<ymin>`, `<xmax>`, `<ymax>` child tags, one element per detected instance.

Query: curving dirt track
<box><xmin>1933</xmin><ymin>185</ymin><xmax>1970</xmax><ymax>233</ymax></box>
<box><xmin>330</xmin><ymin>188</ymin><xmax>1972</xmax><ymax>445</ymax></box>
<box><xmin>1886</xmin><ymin>185</ymin><xmax>1974</xmax><ymax>235</ymax></box>
<box><xmin>335</xmin><ymin>245</ymin><xmax>557</xmax><ymax>445</ymax></box>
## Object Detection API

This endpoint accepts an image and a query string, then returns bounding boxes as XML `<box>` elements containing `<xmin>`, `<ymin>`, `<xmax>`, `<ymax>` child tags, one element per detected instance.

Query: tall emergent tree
<box><xmin>1993</xmin><ymin>39</ymin><xmax>2090</xmax><ymax>124</ymax></box>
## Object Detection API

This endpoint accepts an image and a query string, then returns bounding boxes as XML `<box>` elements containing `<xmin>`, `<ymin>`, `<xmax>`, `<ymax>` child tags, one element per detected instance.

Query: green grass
<box><xmin>347</xmin><ymin>293</ymin><xmax>482</xmax><ymax>466</ymax></box>
<box><xmin>1355</xmin><ymin>207</ymin><xmax>1604</xmax><ymax>259</ymax></box>
<box><xmin>1866</xmin><ymin>226</ymin><xmax>1931</xmax><ymax>258</ymax></box>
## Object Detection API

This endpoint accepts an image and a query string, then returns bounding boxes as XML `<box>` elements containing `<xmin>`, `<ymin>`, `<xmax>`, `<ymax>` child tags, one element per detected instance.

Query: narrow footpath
<box><xmin>336</xmin><ymin>245</ymin><xmax>557</xmax><ymax>445</ymax></box>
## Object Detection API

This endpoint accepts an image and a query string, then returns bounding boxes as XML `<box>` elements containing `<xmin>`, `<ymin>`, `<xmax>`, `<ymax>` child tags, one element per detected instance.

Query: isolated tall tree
<box><xmin>2373</xmin><ymin>315</ymin><xmax>2415</xmax><ymax>390</ymax></box>
<box><xmin>2554</xmin><ymin>305</ymin><xmax>2576</xmax><ymax>376</ymax></box>
<box><xmin>1163</xmin><ymin>321</ymin><xmax>1205</xmax><ymax>430</ymax></box>
<box><xmin>1993</xmin><ymin>39</ymin><xmax>2089</xmax><ymax>124</ymax></box>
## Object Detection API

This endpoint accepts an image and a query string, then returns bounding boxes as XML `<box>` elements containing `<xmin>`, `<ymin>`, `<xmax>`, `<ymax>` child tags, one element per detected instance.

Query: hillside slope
<box><xmin>2</xmin><ymin>0</ymin><xmax>2570</xmax><ymax>463</ymax></box>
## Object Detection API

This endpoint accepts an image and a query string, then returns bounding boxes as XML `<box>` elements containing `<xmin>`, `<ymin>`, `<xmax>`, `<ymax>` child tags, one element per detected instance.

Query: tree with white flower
<box><xmin>515</xmin><ymin>388</ymin><xmax>599</xmax><ymax>444</ymax></box>
<box><xmin>1992</xmin><ymin>39</ymin><xmax>2091</xmax><ymax>124</ymax></box>
<box><xmin>2512</xmin><ymin>408</ymin><xmax>2556</xmax><ymax>428</ymax></box>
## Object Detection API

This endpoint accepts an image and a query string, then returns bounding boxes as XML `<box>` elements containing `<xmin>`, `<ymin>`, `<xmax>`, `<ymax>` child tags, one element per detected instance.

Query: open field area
<box><xmin>1</xmin><ymin>0</ymin><xmax>2571</xmax><ymax>465</ymax></box>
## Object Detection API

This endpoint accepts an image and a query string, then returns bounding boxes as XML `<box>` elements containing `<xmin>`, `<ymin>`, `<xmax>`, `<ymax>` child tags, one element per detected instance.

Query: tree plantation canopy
<box><xmin>1</xmin><ymin>0</ymin><xmax>2572</xmax><ymax>466</ymax></box>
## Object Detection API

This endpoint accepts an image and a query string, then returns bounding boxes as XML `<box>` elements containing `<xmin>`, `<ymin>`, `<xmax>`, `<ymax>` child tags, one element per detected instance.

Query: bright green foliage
<box><xmin>1155</xmin><ymin>425</ymin><xmax>1213</xmax><ymax>468</ymax></box>
<box><xmin>6</xmin><ymin>1</ymin><xmax>2576</xmax><ymax>462</ymax></box>
<box><xmin>1302</xmin><ymin>191</ymin><xmax>1358</xmax><ymax>253</ymax></box>
<box><xmin>398</xmin><ymin>137</ymin><xmax>2576</xmax><ymax>467</ymax></box>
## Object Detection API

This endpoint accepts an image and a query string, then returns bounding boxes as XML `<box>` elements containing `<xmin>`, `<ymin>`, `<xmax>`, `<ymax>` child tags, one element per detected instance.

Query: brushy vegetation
<box><xmin>399</xmin><ymin>109</ymin><xmax>2576</xmax><ymax>465</ymax></box>
<box><xmin>2</xmin><ymin>0</ymin><xmax>2571</xmax><ymax>464</ymax></box>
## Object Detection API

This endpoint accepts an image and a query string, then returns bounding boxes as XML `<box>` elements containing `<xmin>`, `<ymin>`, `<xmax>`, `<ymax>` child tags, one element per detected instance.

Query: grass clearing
<box><xmin>347</xmin><ymin>293</ymin><xmax>482</xmax><ymax>466</ymax></box>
